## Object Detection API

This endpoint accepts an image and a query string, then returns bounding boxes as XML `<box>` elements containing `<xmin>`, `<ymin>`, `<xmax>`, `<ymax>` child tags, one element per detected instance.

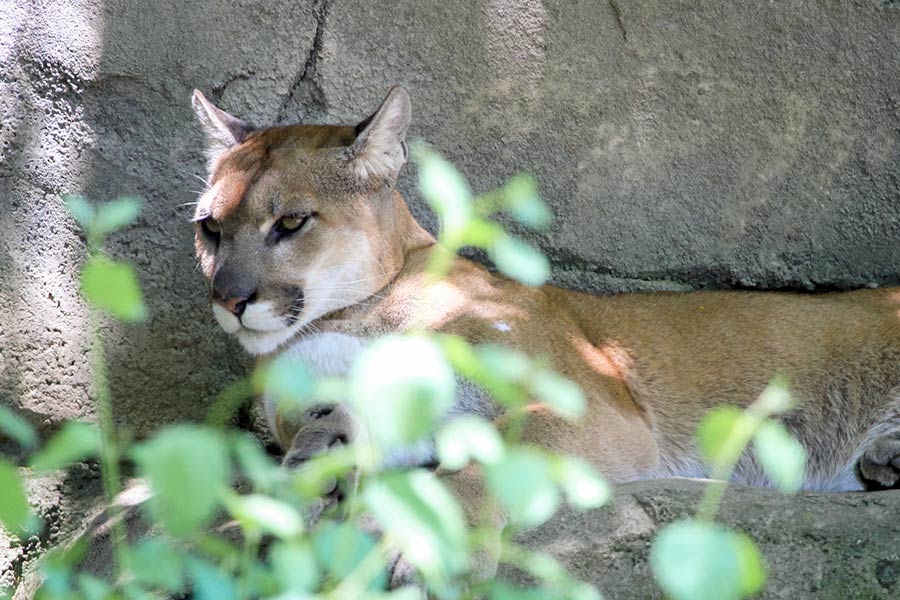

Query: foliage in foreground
<box><xmin>0</xmin><ymin>149</ymin><xmax>805</xmax><ymax>600</ymax></box>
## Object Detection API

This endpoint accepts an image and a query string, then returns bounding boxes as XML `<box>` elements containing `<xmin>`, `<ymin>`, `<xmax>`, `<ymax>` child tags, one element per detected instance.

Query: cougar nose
<box><xmin>212</xmin><ymin>289</ymin><xmax>257</xmax><ymax>317</ymax></box>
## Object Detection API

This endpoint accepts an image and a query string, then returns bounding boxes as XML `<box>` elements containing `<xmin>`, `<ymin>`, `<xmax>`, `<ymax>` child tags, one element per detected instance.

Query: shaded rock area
<box><xmin>506</xmin><ymin>479</ymin><xmax>900</xmax><ymax>600</ymax></box>
<box><xmin>3</xmin><ymin>0</ymin><xmax>900</xmax><ymax>596</ymax></box>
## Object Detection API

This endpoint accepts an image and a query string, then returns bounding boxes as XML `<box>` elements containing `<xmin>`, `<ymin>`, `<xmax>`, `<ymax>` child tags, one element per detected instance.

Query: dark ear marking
<box><xmin>191</xmin><ymin>89</ymin><xmax>255</xmax><ymax>170</ymax></box>
<box><xmin>346</xmin><ymin>86</ymin><xmax>412</xmax><ymax>182</ymax></box>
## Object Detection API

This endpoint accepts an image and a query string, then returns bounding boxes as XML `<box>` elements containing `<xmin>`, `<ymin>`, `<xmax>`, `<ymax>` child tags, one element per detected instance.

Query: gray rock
<box><xmin>508</xmin><ymin>479</ymin><xmax>900</xmax><ymax>599</ymax></box>
<box><xmin>3</xmin><ymin>0</ymin><xmax>900</xmax><ymax>594</ymax></box>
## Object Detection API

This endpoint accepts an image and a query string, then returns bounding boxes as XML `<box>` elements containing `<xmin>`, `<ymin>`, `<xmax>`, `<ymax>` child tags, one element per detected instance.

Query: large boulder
<box><xmin>508</xmin><ymin>479</ymin><xmax>900</xmax><ymax>599</ymax></box>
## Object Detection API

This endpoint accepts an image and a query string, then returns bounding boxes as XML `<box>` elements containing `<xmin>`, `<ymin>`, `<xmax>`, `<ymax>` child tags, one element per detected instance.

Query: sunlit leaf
<box><xmin>93</xmin><ymin>197</ymin><xmax>141</xmax><ymax>238</ymax></box>
<box><xmin>414</xmin><ymin>145</ymin><xmax>473</xmax><ymax>242</ymax></box>
<box><xmin>531</xmin><ymin>370</ymin><xmax>585</xmax><ymax>419</ymax></box>
<box><xmin>29</xmin><ymin>421</ymin><xmax>100</xmax><ymax>472</ymax></box>
<box><xmin>753</xmin><ymin>420</ymin><xmax>806</xmax><ymax>493</ymax></box>
<box><xmin>436</xmin><ymin>416</ymin><xmax>505</xmax><ymax>470</ymax></box>
<box><xmin>81</xmin><ymin>256</ymin><xmax>146</xmax><ymax>322</ymax></box>
<box><xmin>0</xmin><ymin>459</ymin><xmax>30</xmax><ymax>533</ymax></box>
<box><xmin>77</xmin><ymin>573</ymin><xmax>112</xmax><ymax>600</ymax></box>
<box><xmin>230</xmin><ymin>432</ymin><xmax>281</xmax><ymax>492</ymax></box>
<box><xmin>127</xmin><ymin>537</ymin><xmax>184</xmax><ymax>591</ymax></box>
<box><xmin>364</xmin><ymin>469</ymin><xmax>468</xmax><ymax>588</ymax></box>
<box><xmin>488</xmin><ymin>234</ymin><xmax>550</xmax><ymax>287</ymax></box>
<box><xmin>696</xmin><ymin>407</ymin><xmax>743</xmax><ymax>467</ymax></box>
<box><xmin>313</xmin><ymin>522</ymin><xmax>387</xmax><ymax>589</ymax></box>
<box><xmin>488</xmin><ymin>581</ymin><xmax>548</xmax><ymax>600</ymax></box>
<box><xmin>254</xmin><ymin>353</ymin><xmax>317</xmax><ymax>418</ymax></box>
<box><xmin>554</xmin><ymin>457</ymin><xmax>611</xmax><ymax>509</ymax></box>
<box><xmin>187</xmin><ymin>557</ymin><xmax>237</xmax><ymax>600</ymax></box>
<box><xmin>269</xmin><ymin>540</ymin><xmax>319</xmax><ymax>594</ymax></box>
<box><xmin>225</xmin><ymin>493</ymin><xmax>303</xmax><ymax>539</ymax></box>
<box><xmin>503</xmin><ymin>173</ymin><xmax>552</xmax><ymax>231</ymax></box>
<box><xmin>650</xmin><ymin>520</ymin><xmax>766</xmax><ymax>600</ymax></box>
<box><xmin>349</xmin><ymin>335</ymin><xmax>455</xmax><ymax>448</ymax></box>
<box><xmin>485</xmin><ymin>448</ymin><xmax>559</xmax><ymax>527</ymax></box>
<box><xmin>756</xmin><ymin>377</ymin><xmax>793</xmax><ymax>415</ymax></box>
<box><xmin>133</xmin><ymin>426</ymin><xmax>229</xmax><ymax>536</ymax></box>
<box><xmin>476</xmin><ymin>345</ymin><xmax>531</xmax><ymax>383</ymax></box>
<box><xmin>63</xmin><ymin>195</ymin><xmax>95</xmax><ymax>230</ymax></box>
<box><xmin>0</xmin><ymin>405</ymin><xmax>37</xmax><ymax>449</ymax></box>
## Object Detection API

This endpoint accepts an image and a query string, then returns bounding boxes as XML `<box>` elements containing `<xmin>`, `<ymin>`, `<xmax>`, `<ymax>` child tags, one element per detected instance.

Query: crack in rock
<box><xmin>277</xmin><ymin>0</ymin><xmax>329</xmax><ymax>123</ymax></box>
<box><xmin>608</xmin><ymin>0</ymin><xmax>627</xmax><ymax>42</ymax></box>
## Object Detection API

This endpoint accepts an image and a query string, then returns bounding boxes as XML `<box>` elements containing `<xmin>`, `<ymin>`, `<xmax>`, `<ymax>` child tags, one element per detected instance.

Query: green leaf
<box><xmin>476</xmin><ymin>345</ymin><xmax>531</xmax><ymax>383</ymax></box>
<box><xmin>414</xmin><ymin>145</ymin><xmax>473</xmax><ymax>243</ymax></box>
<box><xmin>488</xmin><ymin>234</ymin><xmax>550</xmax><ymax>287</ymax></box>
<box><xmin>488</xmin><ymin>581</ymin><xmax>549</xmax><ymax>600</ymax></box>
<box><xmin>269</xmin><ymin>540</ymin><xmax>318</xmax><ymax>593</ymax></box>
<box><xmin>254</xmin><ymin>354</ymin><xmax>317</xmax><ymax>417</ymax></box>
<box><xmin>187</xmin><ymin>557</ymin><xmax>237</xmax><ymax>600</ymax></box>
<box><xmin>93</xmin><ymin>197</ymin><xmax>141</xmax><ymax>237</ymax></box>
<box><xmin>77</xmin><ymin>574</ymin><xmax>113</xmax><ymax>600</ymax></box>
<box><xmin>364</xmin><ymin>469</ymin><xmax>468</xmax><ymax>589</ymax></box>
<box><xmin>531</xmin><ymin>370</ymin><xmax>585</xmax><ymax>419</ymax></box>
<box><xmin>349</xmin><ymin>335</ymin><xmax>456</xmax><ymax>448</ymax></box>
<box><xmin>436</xmin><ymin>416</ymin><xmax>505</xmax><ymax>470</ymax></box>
<box><xmin>133</xmin><ymin>425</ymin><xmax>229</xmax><ymax>536</ymax></box>
<box><xmin>753</xmin><ymin>420</ymin><xmax>806</xmax><ymax>493</ymax></box>
<box><xmin>63</xmin><ymin>195</ymin><xmax>95</xmax><ymax>230</ymax></box>
<box><xmin>503</xmin><ymin>173</ymin><xmax>552</xmax><ymax>231</ymax></box>
<box><xmin>0</xmin><ymin>459</ymin><xmax>30</xmax><ymax>533</ymax></box>
<box><xmin>81</xmin><ymin>256</ymin><xmax>146</xmax><ymax>322</ymax></box>
<box><xmin>554</xmin><ymin>457</ymin><xmax>611</xmax><ymax>509</ymax></box>
<box><xmin>126</xmin><ymin>538</ymin><xmax>184</xmax><ymax>591</ymax></box>
<box><xmin>650</xmin><ymin>520</ymin><xmax>766</xmax><ymax>600</ymax></box>
<box><xmin>225</xmin><ymin>493</ymin><xmax>303</xmax><ymax>539</ymax></box>
<box><xmin>696</xmin><ymin>407</ymin><xmax>743</xmax><ymax>467</ymax></box>
<box><xmin>230</xmin><ymin>432</ymin><xmax>281</xmax><ymax>492</ymax></box>
<box><xmin>756</xmin><ymin>377</ymin><xmax>793</xmax><ymax>415</ymax></box>
<box><xmin>485</xmin><ymin>448</ymin><xmax>559</xmax><ymax>527</ymax></box>
<box><xmin>29</xmin><ymin>421</ymin><xmax>100</xmax><ymax>471</ymax></box>
<box><xmin>0</xmin><ymin>405</ymin><xmax>37</xmax><ymax>449</ymax></box>
<box><xmin>313</xmin><ymin>522</ymin><xmax>387</xmax><ymax>589</ymax></box>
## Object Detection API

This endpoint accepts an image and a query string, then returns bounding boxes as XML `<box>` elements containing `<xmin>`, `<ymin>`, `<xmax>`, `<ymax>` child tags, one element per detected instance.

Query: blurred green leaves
<box><xmin>29</xmin><ymin>421</ymin><xmax>100</xmax><ymax>472</ymax></box>
<box><xmin>414</xmin><ymin>144</ymin><xmax>551</xmax><ymax>286</ymax></box>
<box><xmin>65</xmin><ymin>195</ymin><xmax>146</xmax><ymax>322</ymax></box>
<box><xmin>133</xmin><ymin>426</ymin><xmax>229</xmax><ymax>536</ymax></box>
<box><xmin>364</xmin><ymin>469</ymin><xmax>468</xmax><ymax>588</ymax></box>
<box><xmin>651</xmin><ymin>520</ymin><xmax>765</xmax><ymax>600</ymax></box>
<box><xmin>349</xmin><ymin>335</ymin><xmax>456</xmax><ymax>449</ymax></box>
<box><xmin>0</xmin><ymin>405</ymin><xmax>38</xmax><ymax>449</ymax></box>
<box><xmin>0</xmin><ymin>460</ymin><xmax>30</xmax><ymax>534</ymax></box>
<box><xmin>81</xmin><ymin>256</ymin><xmax>146</xmax><ymax>322</ymax></box>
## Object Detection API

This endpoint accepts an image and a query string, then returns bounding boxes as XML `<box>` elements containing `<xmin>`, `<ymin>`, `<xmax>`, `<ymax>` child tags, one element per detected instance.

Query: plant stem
<box><xmin>89</xmin><ymin>310</ymin><xmax>129</xmax><ymax>577</ymax></box>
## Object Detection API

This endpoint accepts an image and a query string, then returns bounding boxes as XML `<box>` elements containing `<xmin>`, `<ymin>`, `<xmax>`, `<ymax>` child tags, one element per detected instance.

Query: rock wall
<box><xmin>2</xmin><ymin>0</ymin><xmax>900</xmax><ymax>434</ymax></box>
<box><xmin>2</xmin><ymin>0</ymin><xmax>900</xmax><ymax>594</ymax></box>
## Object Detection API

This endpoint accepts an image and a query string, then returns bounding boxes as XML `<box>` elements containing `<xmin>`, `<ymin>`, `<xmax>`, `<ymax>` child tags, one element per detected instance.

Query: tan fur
<box><xmin>191</xmin><ymin>87</ymin><xmax>900</xmax><ymax>580</ymax></box>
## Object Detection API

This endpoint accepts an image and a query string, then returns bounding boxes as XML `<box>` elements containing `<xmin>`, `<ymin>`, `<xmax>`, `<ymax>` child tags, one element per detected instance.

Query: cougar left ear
<box><xmin>191</xmin><ymin>89</ymin><xmax>254</xmax><ymax>169</ymax></box>
<box><xmin>347</xmin><ymin>86</ymin><xmax>411</xmax><ymax>182</ymax></box>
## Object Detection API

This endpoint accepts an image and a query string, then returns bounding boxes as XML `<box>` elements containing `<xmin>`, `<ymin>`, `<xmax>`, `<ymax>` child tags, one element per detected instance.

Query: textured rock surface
<box><xmin>2</xmin><ymin>0</ymin><xmax>900</xmax><ymax>435</ymax></box>
<box><xmin>3</xmin><ymin>0</ymin><xmax>900</xmax><ymax>595</ymax></box>
<box><xmin>506</xmin><ymin>479</ymin><xmax>900</xmax><ymax>599</ymax></box>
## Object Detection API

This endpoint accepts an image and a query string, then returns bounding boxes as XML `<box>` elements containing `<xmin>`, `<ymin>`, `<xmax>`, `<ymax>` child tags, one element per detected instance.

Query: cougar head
<box><xmin>190</xmin><ymin>87</ymin><xmax>412</xmax><ymax>355</ymax></box>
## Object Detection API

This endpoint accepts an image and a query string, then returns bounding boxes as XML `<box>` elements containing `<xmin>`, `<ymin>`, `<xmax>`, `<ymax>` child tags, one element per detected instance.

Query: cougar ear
<box><xmin>347</xmin><ymin>86</ymin><xmax>411</xmax><ymax>183</ymax></box>
<box><xmin>191</xmin><ymin>89</ymin><xmax>253</xmax><ymax>169</ymax></box>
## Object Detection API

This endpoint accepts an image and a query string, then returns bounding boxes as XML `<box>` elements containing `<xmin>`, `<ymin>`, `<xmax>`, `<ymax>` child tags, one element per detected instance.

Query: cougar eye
<box><xmin>200</xmin><ymin>217</ymin><xmax>221</xmax><ymax>239</ymax></box>
<box><xmin>272</xmin><ymin>212</ymin><xmax>313</xmax><ymax>239</ymax></box>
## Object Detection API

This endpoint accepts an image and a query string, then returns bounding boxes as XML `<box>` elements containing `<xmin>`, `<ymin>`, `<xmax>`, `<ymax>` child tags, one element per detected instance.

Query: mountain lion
<box><xmin>191</xmin><ymin>85</ymin><xmax>900</xmax><ymax>581</ymax></box>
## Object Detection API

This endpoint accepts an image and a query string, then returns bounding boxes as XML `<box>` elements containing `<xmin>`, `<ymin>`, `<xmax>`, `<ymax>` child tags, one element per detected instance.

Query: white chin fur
<box><xmin>241</xmin><ymin>302</ymin><xmax>289</xmax><ymax>332</ymax></box>
<box><xmin>235</xmin><ymin>326</ymin><xmax>301</xmax><ymax>356</ymax></box>
<box><xmin>212</xmin><ymin>303</ymin><xmax>242</xmax><ymax>334</ymax></box>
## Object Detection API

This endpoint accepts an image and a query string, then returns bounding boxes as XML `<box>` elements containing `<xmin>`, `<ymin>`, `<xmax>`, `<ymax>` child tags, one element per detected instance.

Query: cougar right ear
<box><xmin>191</xmin><ymin>89</ymin><xmax>253</xmax><ymax>170</ymax></box>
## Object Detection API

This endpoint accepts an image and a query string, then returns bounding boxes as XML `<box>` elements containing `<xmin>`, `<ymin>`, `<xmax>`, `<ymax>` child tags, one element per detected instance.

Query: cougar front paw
<box><xmin>857</xmin><ymin>433</ymin><xmax>900</xmax><ymax>490</ymax></box>
<box><xmin>282</xmin><ymin>404</ymin><xmax>357</xmax><ymax>518</ymax></box>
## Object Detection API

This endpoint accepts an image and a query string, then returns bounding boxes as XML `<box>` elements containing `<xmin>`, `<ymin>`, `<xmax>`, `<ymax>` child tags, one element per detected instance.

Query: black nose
<box><xmin>212</xmin><ymin>288</ymin><xmax>258</xmax><ymax>317</ymax></box>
